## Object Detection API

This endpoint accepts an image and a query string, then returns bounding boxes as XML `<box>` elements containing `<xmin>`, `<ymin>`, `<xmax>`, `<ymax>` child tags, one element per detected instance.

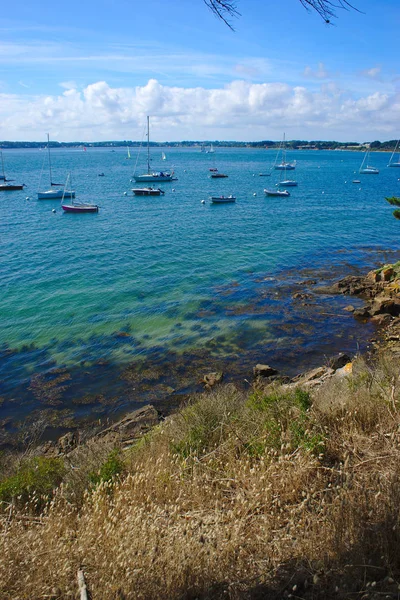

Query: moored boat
<box><xmin>61</xmin><ymin>173</ymin><xmax>99</xmax><ymax>213</ymax></box>
<box><xmin>133</xmin><ymin>117</ymin><xmax>176</xmax><ymax>183</ymax></box>
<box><xmin>0</xmin><ymin>183</ymin><xmax>25</xmax><ymax>191</ymax></box>
<box><xmin>211</xmin><ymin>195</ymin><xmax>236</xmax><ymax>203</ymax></box>
<box><xmin>37</xmin><ymin>134</ymin><xmax>75</xmax><ymax>200</ymax></box>
<box><xmin>211</xmin><ymin>173</ymin><xmax>228</xmax><ymax>178</ymax></box>
<box><xmin>388</xmin><ymin>140</ymin><xmax>400</xmax><ymax>167</ymax></box>
<box><xmin>0</xmin><ymin>151</ymin><xmax>24</xmax><ymax>190</ymax></box>
<box><xmin>279</xmin><ymin>180</ymin><xmax>298</xmax><ymax>186</ymax></box>
<box><xmin>359</xmin><ymin>148</ymin><xmax>379</xmax><ymax>174</ymax></box>
<box><xmin>61</xmin><ymin>202</ymin><xmax>99</xmax><ymax>213</ymax></box>
<box><xmin>264</xmin><ymin>188</ymin><xmax>290</xmax><ymax>197</ymax></box>
<box><xmin>132</xmin><ymin>187</ymin><xmax>165</xmax><ymax>196</ymax></box>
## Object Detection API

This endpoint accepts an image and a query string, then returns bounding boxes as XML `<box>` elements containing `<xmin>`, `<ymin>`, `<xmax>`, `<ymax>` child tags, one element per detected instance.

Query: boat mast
<box><xmin>146</xmin><ymin>116</ymin><xmax>150</xmax><ymax>175</ymax></box>
<box><xmin>47</xmin><ymin>133</ymin><xmax>54</xmax><ymax>186</ymax></box>
<box><xmin>0</xmin><ymin>150</ymin><xmax>5</xmax><ymax>180</ymax></box>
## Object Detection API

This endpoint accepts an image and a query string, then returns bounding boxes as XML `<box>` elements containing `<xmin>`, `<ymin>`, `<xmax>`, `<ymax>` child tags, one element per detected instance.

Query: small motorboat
<box><xmin>211</xmin><ymin>195</ymin><xmax>236</xmax><ymax>203</ymax></box>
<box><xmin>132</xmin><ymin>187</ymin><xmax>165</xmax><ymax>196</ymax></box>
<box><xmin>98</xmin><ymin>173</ymin><xmax>105</xmax><ymax>177</ymax></box>
<box><xmin>209</xmin><ymin>168</ymin><xmax>218</xmax><ymax>172</ymax></box>
<box><xmin>62</xmin><ymin>202</ymin><xmax>99</xmax><ymax>213</ymax></box>
<box><xmin>264</xmin><ymin>189</ymin><xmax>290</xmax><ymax>197</ymax></box>
<box><xmin>211</xmin><ymin>173</ymin><xmax>228</xmax><ymax>178</ymax></box>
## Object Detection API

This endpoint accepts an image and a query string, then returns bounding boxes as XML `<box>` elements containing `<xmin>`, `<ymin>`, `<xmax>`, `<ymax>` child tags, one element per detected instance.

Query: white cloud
<box><xmin>303</xmin><ymin>62</ymin><xmax>329</xmax><ymax>80</ymax></box>
<box><xmin>361</xmin><ymin>66</ymin><xmax>382</xmax><ymax>80</ymax></box>
<box><xmin>0</xmin><ymin>79</ymin><xmax>399</xmax><ymax>142</ymax></box>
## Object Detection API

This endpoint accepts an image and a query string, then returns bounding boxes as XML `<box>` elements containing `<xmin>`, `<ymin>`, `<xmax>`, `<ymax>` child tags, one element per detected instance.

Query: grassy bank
<box><xmin>1</xmin><ymin>347</ymin><xmax>400</xmax><ymax>599</ymax></box>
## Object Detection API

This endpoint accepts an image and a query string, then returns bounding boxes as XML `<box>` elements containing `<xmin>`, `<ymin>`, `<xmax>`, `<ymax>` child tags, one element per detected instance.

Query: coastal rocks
<box><xmin>202</xmin><ymin>371</ymin><xmax>224</xmax><ymax>389</ymax></box>
<box><xmin>253</xmin><ymin>364</ymin><xmax>279</xmax><ymax>378</ymax></box>
<box><xmin>96</xmin><ymin>405</ymin><xmax>162</xmax><ymax>445</ymax></box>
<box><xmin>290</xmin><ymin>366</ymin><xmax>335</xmax><ymax>389</ymax></box>
<box><xmin>327</xmin><ymin>352</ymin><xmax>351</xmax><ymax>371</ymax></box>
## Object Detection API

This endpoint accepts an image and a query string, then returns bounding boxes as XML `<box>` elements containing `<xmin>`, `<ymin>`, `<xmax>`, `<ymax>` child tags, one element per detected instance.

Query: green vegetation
<box><xmin>0</xmin><ymin>456</ymin><xmax>65</xmax><ymax>510</ymax></box>
<box><xmin>385</xmin><ymin>196</ymin><xmax>400</xmax><ymax>220</ymax></box>
<box><xmin>88</xmin><ymin>448</ymin><xmax>126</xmax><ymax>485</ymax></box>
<box><xmin>2</xmin><ymin>351</ymin><xmax>400</xmax><ymax>598</ymax></box>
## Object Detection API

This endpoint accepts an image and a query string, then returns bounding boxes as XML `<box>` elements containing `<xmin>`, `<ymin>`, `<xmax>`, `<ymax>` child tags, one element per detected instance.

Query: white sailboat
<box><xmin>359</xmin><ymin>148</ymin><xmax>379</xmax><ymax>174</ymax></box>
<box><xmin>126</xmin><ymin>146</ymin><xmax>132</xmax><ymax>159</ymax></box>
<box><xmin>388</xmin><ymin>140</ymin><xmax>400</xmax><ymax>167</ymax></box>
<box><xmin>274</xmin><ymin>134</ymin><xmax>296</xmax><ymax>170</ymax></box>
<box><xmin>161</xmin><ymin>151</ymin><xmax>166</xmax><ymax>161</ymax></box>
<box><xmin>133</xmin><ymin>117</ymin><xmax>175</xmax><ymax>183</ymax></box>
<box><xmin>37</xmin><ymin>134</ymin><xmax>75</xmax><ymax>199</ymax></box>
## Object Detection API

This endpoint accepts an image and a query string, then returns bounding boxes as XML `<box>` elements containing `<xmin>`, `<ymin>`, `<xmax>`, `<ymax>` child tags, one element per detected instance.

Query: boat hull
<box><xmin>37</xmin><ymin>189</ymin><xmax>75</xmax><ymax>200</ymax></box>
<box><xmin>211</xmin><ymin>174</ymin><xmax>228</xmax><ymax>178</ymax></box>
<box><xmin>264</xmin><ymin>189</ymin><xmax>290</xmax><ymax>197</ymax></box>
<box><xmin>0</xmin><ymin>184</ymin><xmax>24</xmax><ymax>191</ymax></box>
<box><xmin>279</xmin><ymin>180</ymin><xmax>297</xmax><ymax>186</ymax></box>
<box><xmin>359</xmin><ymin>168</ymin><xmax>379</xmax><ymax>174</ymax></box>
<box><xmin>275</xmin><ymin>164</ymin><xmax>295</xmax><ymax>170</ymax></box>
<box><xmin>211</xmin><ymin>196</ymin><xmax>236</xmax><ymax>203</ymax></box>
<box><xmin>133</xmin><ymin>173</ymin><xmax>174</xmax><ymax>183</ymax></box>
<box><xmin>132</xmin><ymin>187</ymin><xmax>165</xmax><ymax>196</ymax></box>
<box><xmin>62</xmin><ymin>203</ymin><xmax>99</xmax><ymax>213</ymax></box>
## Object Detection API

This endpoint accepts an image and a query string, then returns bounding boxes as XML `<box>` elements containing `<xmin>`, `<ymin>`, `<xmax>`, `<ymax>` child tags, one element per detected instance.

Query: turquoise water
<box><xmin>1</xmin><ymin>146</ymin><xmax>400</xmax><ymax>436</ymax></box>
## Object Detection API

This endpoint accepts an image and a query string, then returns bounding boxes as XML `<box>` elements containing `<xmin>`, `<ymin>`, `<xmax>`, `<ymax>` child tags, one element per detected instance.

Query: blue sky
<box><xmin>0</xmin><ymin>0</ymin><xmax>399</xmax><ymax>142</ymax></box>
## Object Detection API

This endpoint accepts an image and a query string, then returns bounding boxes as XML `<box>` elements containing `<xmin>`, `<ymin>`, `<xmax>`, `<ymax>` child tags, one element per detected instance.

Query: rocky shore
<box><xmin>39</xmin><ymin>260</ymin><xmax>400</xmax><ymax>459</ymax></box>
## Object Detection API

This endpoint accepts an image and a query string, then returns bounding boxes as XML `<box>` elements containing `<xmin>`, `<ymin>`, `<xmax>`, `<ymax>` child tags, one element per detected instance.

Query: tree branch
<box><xmin>204</xmin><ymin>0</ymin><xmax>361</xmax><ymax>27</ymax></box>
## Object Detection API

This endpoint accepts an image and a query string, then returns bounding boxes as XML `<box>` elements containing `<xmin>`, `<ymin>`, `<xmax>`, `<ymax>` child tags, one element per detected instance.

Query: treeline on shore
<box><xmin>0</xmin><ymin>139</ymin><xmax>399</xmax><ymax>150</ymax></box>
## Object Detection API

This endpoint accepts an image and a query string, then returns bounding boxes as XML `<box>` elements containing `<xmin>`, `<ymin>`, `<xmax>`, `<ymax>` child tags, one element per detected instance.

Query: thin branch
<box><xmin>299</xmin><ymin>0</ymin><xmax>362</xmax><ymax>24</ymax></box>
<box><xmin>203</xmin><ymin>0</ymin><xmax>240</xmax><ymax>30</ymax></box>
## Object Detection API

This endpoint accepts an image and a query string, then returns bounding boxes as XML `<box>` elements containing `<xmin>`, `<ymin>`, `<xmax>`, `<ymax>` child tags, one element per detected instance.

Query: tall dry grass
<box><xmin>1</xmin><ymin>351</ymin><xmax>400</xmax><ymax>599</ymax></box>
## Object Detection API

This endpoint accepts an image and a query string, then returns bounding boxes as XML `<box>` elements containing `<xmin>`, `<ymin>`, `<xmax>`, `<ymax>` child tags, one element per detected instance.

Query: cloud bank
<box><xmin>1</xmin><ymin>78</ymin><xmax>399</xmax><ymax>142</ymax></box>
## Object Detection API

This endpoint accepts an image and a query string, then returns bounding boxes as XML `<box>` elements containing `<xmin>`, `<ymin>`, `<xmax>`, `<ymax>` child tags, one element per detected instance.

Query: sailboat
<box><xmin>61</xmin><ymin>173</ymin><xmax>99</xmax><ymax>213</ymax></box>
<box><xmin>206</xmin><ymin>144</ymin><xmax>215</xmax><ymax>154</ymax></box>
<box><xmin>126</xmin><ymin>146</ymin><xmax>132</xmax><ymax>160</ymax></box>
<box><xmin>359</xmin><ymin>148</ymin><xmax>379</xmax><ymax>174</ymax></box>
<box><xmin>161</xmin><ymin>151</ymin><xmax>166</xmax><ymax>161</ymax></box>
<box><xmin>0</xmin><ymin>151</ymin><xmax>25</xmax><ymax>190</ymax></box>
<box><xmin>37</xmin><ymin>134</ymin><xmax>75</xmax><ymax>199</ymax></box>
<box><xmin>274</xmin><ymin>134</ymin><xmax>296</xmax><ymax>170</ymax></box>
<box><xmin>133</xmin><ymin>117</ymin><xmax>175</xmax><ymax>183</ymax></box>
<box><xmin>388</xmin><ymin>140</ymin><xmax>400</xmax><ymax>167</ymax></box>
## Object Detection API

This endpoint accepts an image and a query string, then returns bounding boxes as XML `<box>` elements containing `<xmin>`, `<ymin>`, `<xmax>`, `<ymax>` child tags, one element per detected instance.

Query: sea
<box><xmin>1</xmin><ymin>146</ymin><xmax>400</xmax><ymax>444</ymax></box>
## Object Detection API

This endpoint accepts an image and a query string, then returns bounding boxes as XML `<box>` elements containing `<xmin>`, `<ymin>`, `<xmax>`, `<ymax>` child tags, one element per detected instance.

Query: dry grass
<box><xmin>2</xmin><ymin>351</ymin><xmax>400</xmax><ymax>599</ymax></box>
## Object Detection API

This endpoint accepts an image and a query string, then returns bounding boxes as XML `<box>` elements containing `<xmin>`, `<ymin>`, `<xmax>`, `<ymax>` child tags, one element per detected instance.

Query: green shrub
<box><xmin>0</xmin><ymin>456</ymin><xmax>65</xmax><ymax>510</ymax></box>
<box><xmin>89</xmin><ymin>449</ymin><xmax>126</xmax><ymax>486</ymax></box>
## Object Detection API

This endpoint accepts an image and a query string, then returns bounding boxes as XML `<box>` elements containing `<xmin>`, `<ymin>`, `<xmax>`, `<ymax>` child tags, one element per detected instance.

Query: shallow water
<box><xmin>1</xmin><ymin>146</ymin><xmax>399</xmax><ymax>441</ymax></box>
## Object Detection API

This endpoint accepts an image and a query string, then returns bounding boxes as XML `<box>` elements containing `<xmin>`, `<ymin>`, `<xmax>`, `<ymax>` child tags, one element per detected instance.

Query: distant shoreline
<box><xmin>0</xmin><ymin>141</ymin><xmax>397</xmax><ymax>151</ymax></box>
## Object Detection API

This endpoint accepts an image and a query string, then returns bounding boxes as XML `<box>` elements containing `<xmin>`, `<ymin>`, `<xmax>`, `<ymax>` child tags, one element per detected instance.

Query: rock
<box><xmin>290</xmin><ymin>366</ymin><xmax>334</xmax><ymax>388</ymax></box>
<box><xmin>353</xmin><ymin>306</ymin><xmax>371</xmax><ymax>319</ymax></box>
<box><xmin>292</xmin><ymin>292</ymin><xmax>312</xmax><ymax>301</ymax></box>
<box><xmin>96</xmin><ymin>405</ymin><xmax>162</xmax><ymax>443</ymax></box>
<box><xmin>381</xmin><ymin>267</ymin><xmax>394</xmax><ymax>282</ymax></box>
<box><xmin>344</xmin><ymin>305</ymin><xmax>355</xmax><ymax>312</ymax></box>
<box><xmin>57</xmin><ymin>431</ymin><xmax>78</xmax><ymax>454</ymax></box>
<box><xmin>253</xmin><ymin>364</ymin><xmax>279</xmax><ymax>378</ymax></box>
<box><xmin>370</xmin><ymin>314</ymin><xmax>391</xmax><ymax>326</ymax></box>
<box><xmin>328</xmin><ymin>353</ymin><xmax>352</xmax><ymax>371</ymax></box>
<box><xmin>202</xmin><ymin>372</ymin><xmax>223</xmax><ymax>388</ymax></box>
<box><xmin>370</xmin><ymin>298</ymin><xmax>400</xmax><ymax>317</ymax></box>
